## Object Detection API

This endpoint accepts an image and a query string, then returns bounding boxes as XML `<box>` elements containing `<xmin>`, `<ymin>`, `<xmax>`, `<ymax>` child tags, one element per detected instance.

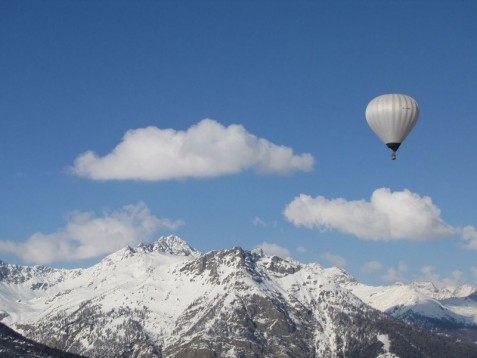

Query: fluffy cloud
<box><xmin>419</xmin><ymin>266</ymin><xmax>465</xmax><ymax>287</ymax></box>
<box><xmin>471</xmin><ymin>267</ymin><xmax>477</xmax><ymax>280</ymax></box>
<box><xmin>284</xmin><ymin>188</ymin><xmax>455</xmax><ymax>241</ymax></box>
<box><xmin>256</xmin><ymin>242</ymin><xmax>291</xmax><ymax>258</ymax></box>
<box><xmin>0</xmin><ymin>203</ymin><xmax>183</xmax><ymax>264</ymax></box>
<box><xmin>362</xmin><ymin>261</ymin><xmax>383</xmax><ymax>274</ymax></box>
<box><xmin>71</xmin><ymin>119</ymin><xmax>314</xmax><ymax>181</ymax></box>
<box><xmin>382</xmin><ymin>261</ymin><xmax>408</xmax><ymax>282</ymax></box>
<box><xmin>461</xmin><ymin>225</ymin><xmax>477</xmax><ymax>249</ymax></box>
<box><xmin>296</xmin><ymin>246</ymin><xmax>306</xmax><ymax>254</ymax></box>
<box><xmin>321</xmin><ymin>252</ymin><xmax>346</xmax><ymax>268</ymax></box>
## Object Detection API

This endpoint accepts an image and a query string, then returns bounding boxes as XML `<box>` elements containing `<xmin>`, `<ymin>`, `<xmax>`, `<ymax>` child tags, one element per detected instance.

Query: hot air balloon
<box><xmin>365</xmin><ymin>94</ymin><xmax>419</xmax><ymax>160</ymax></box>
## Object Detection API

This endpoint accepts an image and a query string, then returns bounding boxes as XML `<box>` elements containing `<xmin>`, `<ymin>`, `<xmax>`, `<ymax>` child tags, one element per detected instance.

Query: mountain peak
<box><xmin>149</xmin><ymin>235</ymin><xmax>200</xmax><ymax>257</ymax></box>
<box><xmin>100</xmin><ymin>236</ymin><xmax>200</xmax><ymax>266</ymax></box>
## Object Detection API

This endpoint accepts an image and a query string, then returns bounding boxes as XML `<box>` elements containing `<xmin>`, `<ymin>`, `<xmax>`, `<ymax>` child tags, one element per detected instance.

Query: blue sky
<box><xmin>1</xmin><ymin>0</ymin><xmax>476</xmax><ymax>286</ymax></box>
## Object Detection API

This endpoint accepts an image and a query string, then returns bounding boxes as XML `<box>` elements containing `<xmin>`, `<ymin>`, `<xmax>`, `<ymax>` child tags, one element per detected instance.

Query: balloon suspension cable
<box><xmin>391</xmin><ymin>152</ymin><xmax>396</xmax><ymax>160</ymax></box>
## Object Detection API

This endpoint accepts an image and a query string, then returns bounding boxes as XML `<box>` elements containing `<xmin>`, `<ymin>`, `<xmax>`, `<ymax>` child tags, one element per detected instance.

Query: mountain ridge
<box><xmin>1</xmin><ymin>236</ymin><xmax>477</xmax><ymax>357</ymax></box>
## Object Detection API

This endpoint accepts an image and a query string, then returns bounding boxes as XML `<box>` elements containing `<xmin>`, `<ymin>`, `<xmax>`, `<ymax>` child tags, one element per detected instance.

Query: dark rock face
<box><xmin>0</xmin><ymin>322</ymin><xmax>83</xmax><ymax>358</ymax></box>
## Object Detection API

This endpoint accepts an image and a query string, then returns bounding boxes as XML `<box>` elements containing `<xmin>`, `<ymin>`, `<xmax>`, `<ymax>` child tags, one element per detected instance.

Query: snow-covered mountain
<box><xmin>1</xmin><ymin>235</ymin><xmax>477</xmax><ymax>357</ymax></box>
<box><xmin>346</xmin><ymin>278</ymin><xmax>477</xmax><ymax>332</ymax></box>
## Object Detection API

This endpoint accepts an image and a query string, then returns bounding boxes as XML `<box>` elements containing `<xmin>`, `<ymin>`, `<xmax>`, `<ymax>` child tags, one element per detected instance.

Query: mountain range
<box><xmin>1</xmin><ymin>235</ymin><xmax>477</xmax><ymax>357</ymax></box>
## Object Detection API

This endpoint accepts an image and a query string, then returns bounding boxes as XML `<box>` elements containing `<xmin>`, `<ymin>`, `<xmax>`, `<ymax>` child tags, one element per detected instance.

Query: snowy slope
<box><xmin>347</xmin><ymin>280</ymin><xmax>477</xmax><ymax>329</ymax></box>
<box><xmin>1</xmin><ymin>236</ymin><xmax>476</xmax><ymax>357</ymax></box>
<box><xmin>308</xmin><ymin>264</ymin><xmax>477</xmax><ymax>330</ymax></box>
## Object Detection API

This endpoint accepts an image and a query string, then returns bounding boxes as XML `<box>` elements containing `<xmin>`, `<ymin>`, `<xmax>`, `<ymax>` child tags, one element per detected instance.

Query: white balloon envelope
<box><xmin>365</xmin><ymin>94</ymin><xmax>419</xmax><ymax>160</ymax></box>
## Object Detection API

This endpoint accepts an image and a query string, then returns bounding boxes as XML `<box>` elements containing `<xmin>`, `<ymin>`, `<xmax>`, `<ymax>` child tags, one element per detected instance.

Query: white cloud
<box><xmin>253</xmin><ymin>217</ymin><xmax>267</xmax><ymax>227</ymax></box>
<box><xmin>256</xmin><ymin>242</ymin><xmax>291</xmax><ymax>258</ymax></box>
<box><xmin>382</xmin><ymin>261</ymin><xmax>408</xmax><ymax>283</ymax></box>
<box><xmin>70</xmin><ymin>119</ymin><xmax>314</xmax><ymax>181</ymax></box>
<box><xmin>382</xmin><ymin>268</ymin><xmax>404</xmax><ymax>283</ymax></box>
<box><xmin>0</xmin><ymin>202</ymin><xmax>183</xmax><ymax>264</ymax></box>
<box><xmin>421</xmin><ymin>265</ymin><xmax>434</xmax><ymax>276</ymax></box>
<box><xmin>449</xmin><ymin>270</ymin><xmax>464</xmax><ymax>285</ymax></box>
<box><xmin>321</xmin><ymin>252</ymin><xmax>346</xmax><ymax>268</ymax></box>
<box><xmin>362</xmin><ymin>261</ymin><xmax>383</xmax><ymax>274</ymax></box>
<box><xmin>252</xmin><ymin>217</ymin><xmax>278</xmax><ymax>228</ymax></box>
<box><xmin>284</xmin><ymin>188</ymin><xmax>455</xmax><ymax>241</ymax></box>
<box><xmin>296</xmin><ymin>246</ymin><xmax>306</xmax><ymax>254</ymax></box>
<box><xmin>471</xmin><ymin>267</ymin><xmax>477</xmax><ymax>280</ymax></box>
<box><xmin>461</xmin><ymin>225</ymin><xmax>477</xmax><ymax>249</ymax></box>
<box><xmin>419</xmin><ymin>266</ymin><xmax>465</xmax><ymax>288</ymax></box>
